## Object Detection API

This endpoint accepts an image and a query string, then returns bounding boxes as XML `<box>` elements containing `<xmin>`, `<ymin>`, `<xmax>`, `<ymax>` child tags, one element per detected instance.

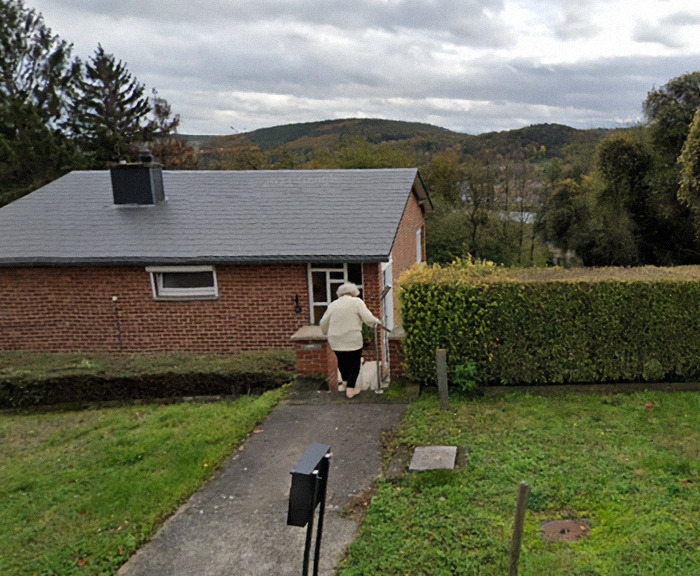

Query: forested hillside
<box><xmin>193</xmin><ymin>118</ymin><xmax>607</xmax><ymax>168</ymax></box>
<box><xmin>191</xmin><ymin>119</ymin><xmax>615</xmax><ymax>267</ymax></box>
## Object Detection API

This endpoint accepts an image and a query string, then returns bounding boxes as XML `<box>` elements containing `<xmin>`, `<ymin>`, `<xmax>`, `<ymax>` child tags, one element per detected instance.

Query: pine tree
<box><xmin>0</xmin><ymin>0</ymin><xmax>81</xmax><ymax>204</ymax></box>
<box><xmin>71</xmin><ymin>45</ymin><xmax>150</xmax><ymax>167</ymax></box>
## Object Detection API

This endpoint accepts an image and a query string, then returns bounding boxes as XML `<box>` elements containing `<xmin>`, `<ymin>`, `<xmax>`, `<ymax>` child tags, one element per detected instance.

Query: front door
<box><xmin>308</xmin><ymin>262</ymin><xmax>364</xmax><ymax>324</ymax></box>
<box><xmin>380</xmin><ymin>260</ymin><xmax>394</xmax><ymax>384</ymax></box>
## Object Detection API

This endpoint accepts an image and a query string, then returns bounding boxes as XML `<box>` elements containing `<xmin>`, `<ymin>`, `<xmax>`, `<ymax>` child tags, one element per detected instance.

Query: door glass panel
<box><xmin>309</xmin><ymin>263</ymin><xmax>365</xmax><ymax>324</ymax></box>
<box><xmin>313</xmin><ymin>305</ymin><xmax>327</xmax><ymax>324</ymax></box>
<box><xmin>330</xmin><ymin>281</ymin><xmax>344</xmax><ymax>301</ymax></box>
<box><xmin>312</xmin><ymin>271</ymin><xmax>326</xmax><ymax>302</ymax></box>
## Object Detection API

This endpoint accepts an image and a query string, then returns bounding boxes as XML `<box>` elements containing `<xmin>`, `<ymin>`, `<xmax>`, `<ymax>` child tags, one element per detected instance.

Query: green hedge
<box><xmin>400</xmin><ymin>260</ymin><xmax>700</xmax><ymax>386</ymax></box>
<box><xmin>0</xmin><ymin>349</ymin><xmax>295</xmax><ymax>408</ymax></box>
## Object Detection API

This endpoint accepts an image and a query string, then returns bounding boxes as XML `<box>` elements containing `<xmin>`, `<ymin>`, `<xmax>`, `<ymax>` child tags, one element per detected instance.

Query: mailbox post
<box><xmin>287</xmin><ymin>442</ymin><xmax>331</xmax><ymax>576</ymax></box>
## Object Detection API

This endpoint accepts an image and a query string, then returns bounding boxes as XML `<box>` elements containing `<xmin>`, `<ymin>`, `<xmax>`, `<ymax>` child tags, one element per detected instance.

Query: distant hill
<box><xmin>196</xmin><ymin>118</ymin><xmax>459</xmax><ymax>150</ymax></box>
<box><xmin>467</xmin><ymin>123</ymin><xmax>612</xmax><ymax>158</ymax></box>
<box><xmin>188</xmin><ymin>118</ymin><xmax>615</xmax><ymax>168</ymax></box>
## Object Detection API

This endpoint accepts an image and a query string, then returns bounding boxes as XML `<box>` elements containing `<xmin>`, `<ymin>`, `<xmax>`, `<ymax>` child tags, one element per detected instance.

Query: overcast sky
<box><xmin>28</xmin><ymin>0</ymin><xmax>700</xmax><ymax>136</ymax></box>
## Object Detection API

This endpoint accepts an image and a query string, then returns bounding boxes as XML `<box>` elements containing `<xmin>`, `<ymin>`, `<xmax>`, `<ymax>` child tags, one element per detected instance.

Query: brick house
<box><xmin>0</xmin><ymin>159</ymin><xmax>431</xmax><ymax>388</ymax></box>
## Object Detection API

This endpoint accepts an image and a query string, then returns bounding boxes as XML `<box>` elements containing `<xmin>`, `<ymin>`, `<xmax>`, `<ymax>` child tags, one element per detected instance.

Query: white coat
<box><xmin>319</xmin><ymin>295</ymin><xmax>381</xmax><ymax>351</ymax></box>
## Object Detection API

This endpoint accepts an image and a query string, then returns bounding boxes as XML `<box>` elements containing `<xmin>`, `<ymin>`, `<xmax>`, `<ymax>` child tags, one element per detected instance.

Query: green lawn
<box><xmin>0</xmin><ymin>388</ymin><xmax>285</xmax><ymax>576</ymax></box>
<box><xmin>338</xmin><ymin>390</ymin><xmax>700</xmax><ymax>576</ymax></box>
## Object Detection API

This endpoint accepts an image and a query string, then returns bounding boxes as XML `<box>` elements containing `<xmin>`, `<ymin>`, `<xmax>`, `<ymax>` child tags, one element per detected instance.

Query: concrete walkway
<box><xmin>117</xmin><ymin>381</ymin><xmax>408</xmax><ymax>576</ymax></box>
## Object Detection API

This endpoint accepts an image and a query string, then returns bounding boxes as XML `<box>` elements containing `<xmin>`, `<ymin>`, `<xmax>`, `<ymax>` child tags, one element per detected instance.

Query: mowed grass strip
<box><xmin>338</xmin><ymin>391</ymin><xmax>699</xmax><ymax>576</ymax></box>
<box><xmin>0</xmin><ymin>387</ymin><xmax>286</xmax><ymax>576</ymax></box>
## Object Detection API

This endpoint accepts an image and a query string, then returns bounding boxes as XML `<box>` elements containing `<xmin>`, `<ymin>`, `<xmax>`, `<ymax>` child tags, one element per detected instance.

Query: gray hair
<box><xmin>336</xmin><ymin>282</ymin><xmax>360</xmax><ymax>297</ymax></box>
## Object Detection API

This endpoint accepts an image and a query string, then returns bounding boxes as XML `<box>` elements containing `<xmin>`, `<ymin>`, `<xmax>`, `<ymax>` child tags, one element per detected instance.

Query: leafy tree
<box><xmin>333</xmin><ymin>135</ymin><xmax>416</xmax><ymax>169</ymax></box>
<box><xmin>644</xmin><ymin>72</ymin><xmax>700</xmax><ymax>162</ymax></box>
<box><xmin>462</xmin><ymin>158</ymin><xmax>496</xmax><ymax>260</ymax></box>
<box><xmin>643</xmin><ymin>72</ymin><xmax>700</xmax><ymax>263</ymax></box>
<box><xmin>146</xmin><ymin>90</ymin><xmax>197</xmax><ymax>169</ymax></box>
<box><xmin>541</xmin><ymin>178</ymin><xmax>591</xmax><ymax>266</ymax></box>
<box><xmin>425</xmin><ymin>208</ymin><xmax>471</xmax><ymax>264</ymax></box>
<box><xmin>595</xmin><ymin>132</ymin><xmax>651</xmax><ymax>211</ymax></box>
<box><xmin>205</xmin><ymin>134</ymin><xmax>268</xmax><ymax>170</ymax></box>
<box><xmin>678</xmin><ymin>108</ymin><xmax>700</xmax><ymax>222</ymax></box>
<box><xmin>423</xmin><ymin>150</ymin><xmax>463</xmax><ymax>207</ymax></box>
<box><xmin>594</xmin><ymin>131</ymin><xmax>656</xmax><ymax>263</ymax></box>
<box><xmin>71</xmin><ymin>44</ymin><xmax>151</xmax><ymax>166</ymax></box>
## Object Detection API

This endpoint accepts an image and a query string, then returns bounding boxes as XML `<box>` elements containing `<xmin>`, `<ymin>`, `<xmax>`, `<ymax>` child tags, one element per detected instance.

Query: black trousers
<box><xmin>334</xmin><ymin>348</ymin><xmax>363</xmax><ymax>388</ymax></box>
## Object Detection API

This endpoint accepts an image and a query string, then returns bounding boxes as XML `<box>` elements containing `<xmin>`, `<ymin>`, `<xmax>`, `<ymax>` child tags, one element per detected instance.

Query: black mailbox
<box><xmin>287</xmin><ymin>442</ymin><xmax>331</xmax><ymax>527</ymax></box>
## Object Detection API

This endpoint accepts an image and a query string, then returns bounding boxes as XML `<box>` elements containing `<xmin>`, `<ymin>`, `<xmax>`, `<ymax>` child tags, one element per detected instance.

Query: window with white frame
<box><xmin>308</xmin><ymin>262</ymin><xmax>363</xmax><ymax>324</ymax></box>
<box><xmin>146</xmin><ymin>266</ymin><xmax>218</xmax><ymax>300</ymax></box>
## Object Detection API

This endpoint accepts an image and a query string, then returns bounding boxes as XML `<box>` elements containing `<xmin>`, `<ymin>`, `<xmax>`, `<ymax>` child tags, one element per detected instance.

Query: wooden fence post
<box><xmin>436</xmin><ymin>348</ymin><xmax>449</xmax><ymax>411</ymax></box>
<box><xmin>509</xmin><ymin>481</ymin><xmax>529</xmax><ymax>576</ymax></box>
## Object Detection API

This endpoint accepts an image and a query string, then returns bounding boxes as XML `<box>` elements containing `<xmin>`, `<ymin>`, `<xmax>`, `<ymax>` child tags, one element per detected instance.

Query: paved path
<box><xmin>117</xmin><ymin>384</ymin><xmax>407</xmax><ymax>576</ymax></box>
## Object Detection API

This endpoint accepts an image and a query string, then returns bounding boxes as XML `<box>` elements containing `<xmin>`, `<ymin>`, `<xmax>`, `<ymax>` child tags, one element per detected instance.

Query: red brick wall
<box><xmin>362</xmin><ymin>262</ymin><xmax>382</xmax><ymax>318</ymax></box>
<box><xmin>390</xmin><ymin>191</ymin><xmax>426</xmax><ymax>326</ymax></box>
<box><xmin>0</xmin><ymin>264</ymin><xmax>309</xmax><ymax>353</ymax></box>
<box><xmin>292</xmin><ymin>338</ymin><xmax>339</xmax><ymax>389</ymax></box>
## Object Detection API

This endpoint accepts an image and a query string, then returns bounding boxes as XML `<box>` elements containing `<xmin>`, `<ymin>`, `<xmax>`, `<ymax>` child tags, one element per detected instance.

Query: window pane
<box><xmin>313</xmin><ymin>305</ymin><xmax>327</xmax><ymax>324</ymax></box>
<box><xmin>312</xmin><ymin>271</ymin><xmax>327</xmax><ymax>302</ymax></box>
<box><xmin>329</xmin><ymin>271</ymin><xmax>344</xmax><ymax>280</ymax></box>
<box><xmin>161</xmin><ymin>271</ymin><xmax>214</xmax><ymax>289</ymax></box>
<box><xmin>347</xmin><ymin>263</ymin><xmax>363</xmax><ymax>285</ymax></box>
<box><xmin>330</xmin><ymin>281</ymin><xmax>344</xmax><ymax>301</ymax></box>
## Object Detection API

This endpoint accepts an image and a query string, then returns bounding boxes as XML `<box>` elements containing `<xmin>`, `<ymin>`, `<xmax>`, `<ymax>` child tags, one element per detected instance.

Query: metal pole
<box><xmin>509</xmin><ymin>481</ymin><xmax>529</xmax><ymax>576</ymax></box>
<box><xmin>436</xmin><ymin>348</ymin><xmax>449</xmax><ymax>411</ymax></box>
<box><xmin>301</xmin><ymin>472</ymin><xmax>320</xmax><ymax>576</ymax></box>
<box><xmin>312</xmin><ymin>455</ymin><xmax>330</xmax><ymax>576</ymax></box>
<box><xmin>374</xmin><ymin>324</ymin><xmax>382</xmax><ymax>390</ymax></box>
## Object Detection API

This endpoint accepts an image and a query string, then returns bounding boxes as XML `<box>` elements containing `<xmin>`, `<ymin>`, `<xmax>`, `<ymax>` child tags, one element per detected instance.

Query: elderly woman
<box><xmin>319</xmin><ymin>282</ymin><xmax>382</xmax><ymax>398</ymax></box>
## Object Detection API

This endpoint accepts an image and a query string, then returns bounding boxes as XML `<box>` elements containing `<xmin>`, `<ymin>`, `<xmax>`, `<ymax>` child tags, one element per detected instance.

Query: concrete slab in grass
<box><xmin>409</xmin><ymin>446</ymin><xmax>457</xmax><ymax>471</ymax></box>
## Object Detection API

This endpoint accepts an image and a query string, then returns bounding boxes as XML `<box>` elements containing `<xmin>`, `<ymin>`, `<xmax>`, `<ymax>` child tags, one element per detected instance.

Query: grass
<box><xmin>338</xmin><ymin>390</ymin><xmax>700</xmax><ymax>576</ymax></box>
<box><xmin>0</xmin><ymin>387</ymin><xmax>286</xmax><ymax>576</ymax></box>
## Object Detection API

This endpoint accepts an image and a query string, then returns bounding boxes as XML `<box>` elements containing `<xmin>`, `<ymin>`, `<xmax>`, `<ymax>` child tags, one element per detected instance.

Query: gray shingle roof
<box><xmin>0</xmin><ymin>168</ymin><xmax>429</xmax><ymax>266</ymax></box>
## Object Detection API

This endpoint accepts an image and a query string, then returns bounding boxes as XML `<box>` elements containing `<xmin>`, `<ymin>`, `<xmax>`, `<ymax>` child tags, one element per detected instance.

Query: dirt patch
<box><xmin>541</xmin><ymin>519</ymin><xmax>591</xmax><ymax>542</ymax></box>
<box><xmin>384</xmin><ymin>444</ymin><xmax>413</xmax><ymax>481</ymax></box>
<box><xmin>341</xmin><ymin>481</ymin><xmax>378</xmax><ymax>524</ymax></box>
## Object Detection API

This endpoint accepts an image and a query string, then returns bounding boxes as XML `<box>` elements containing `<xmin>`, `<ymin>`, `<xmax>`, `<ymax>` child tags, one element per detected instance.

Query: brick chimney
<box><xmin>110</xmin><ymin>150</ymin><xmax>165</xmax><ymax>205</ymax></box>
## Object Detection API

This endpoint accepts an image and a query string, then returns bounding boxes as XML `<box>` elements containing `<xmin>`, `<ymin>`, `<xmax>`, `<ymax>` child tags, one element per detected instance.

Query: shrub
<box><xmin>400</xmin><ymin>260</ymin><xmax>700</xmax><ymax>386</ymax></box>
<box><xmin>0</xmin><ymin>349</ymin><xmax>295</xmax><ymax>408</ymax></box>
<box><xmin>452</xmin><ymin>361</ymin><xmax>479</xmax><ymax>395</ymax></box>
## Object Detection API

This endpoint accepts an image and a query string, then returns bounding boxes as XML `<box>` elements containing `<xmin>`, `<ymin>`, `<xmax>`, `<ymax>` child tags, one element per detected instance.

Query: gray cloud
<box><xmin>660</xmin><ymin>11</ymin><xmax>700</xmax><ymax>26</ymax></box>
<box><xmin>633</xmin><ymin>9</ymin><xmax>700</xmax><ymax>49</ymax></box>
<box><xmin>633</xmin><ymin>20</ymin><xmax>683</xmax><ymax>48</ymax></box>
<box><xmin>38</xmin><ymin>0</ymin><xmax>512</xmax><ymax>46</ymax></box>
<box><xmin>26</xmin><ymin>1</ymin><xmax>700</xmax><ymax>135</ymax></box>
<box><xmin>553</xmin><ymin>3</ymin><xmax>602</xmax><ymax>41</ymax></box>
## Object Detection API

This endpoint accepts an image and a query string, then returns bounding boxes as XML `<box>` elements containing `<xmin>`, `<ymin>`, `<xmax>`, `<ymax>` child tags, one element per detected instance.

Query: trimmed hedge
<box><xmin>400</xmin><ymin>260</ymin><xmax>700</xmax><ymax>386</ymax></box>
<box><xmin>0</xmin><ymin>349</ymin><xmax>295</xmax><ymax>408</ymax></box>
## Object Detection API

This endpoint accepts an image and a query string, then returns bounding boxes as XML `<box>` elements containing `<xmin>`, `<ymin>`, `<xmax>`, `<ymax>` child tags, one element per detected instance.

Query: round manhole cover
<box><xmin>541</xmin><ymin>519</ymin><xmax>590</xmax><ymax>542</ymax></box>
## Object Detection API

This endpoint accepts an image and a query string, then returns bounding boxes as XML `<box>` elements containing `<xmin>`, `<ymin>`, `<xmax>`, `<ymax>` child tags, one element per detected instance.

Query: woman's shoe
<box><xmin>345</xmin><ymin>387</ymin><xmax>360</xmax><ymax>398</ymax></box>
